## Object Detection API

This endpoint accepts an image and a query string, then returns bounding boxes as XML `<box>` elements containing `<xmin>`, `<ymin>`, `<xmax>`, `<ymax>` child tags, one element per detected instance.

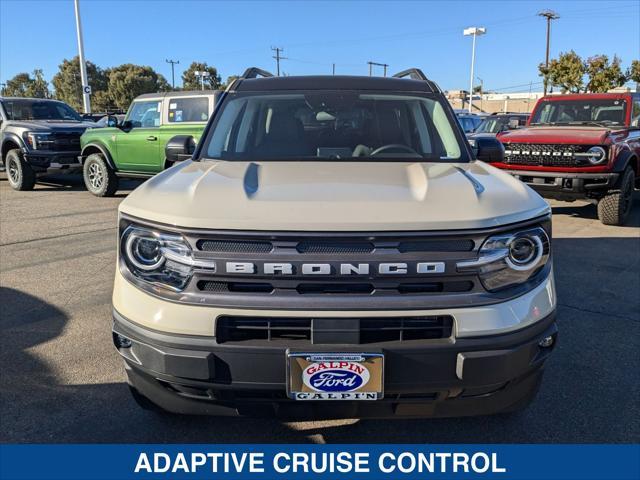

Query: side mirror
<box><xmin>165</xmin><ymin>135</ymin><xmax>196</xmax><ymax>163</ymax></box>
<box><xmin>106</xmin><ymin>115</ymin><xmax>119</xmax><ymax>128</ymax></box>
<box><xmin>119</xmin><ymin>120</ymin><xmax>133</xmax><ymax>131</ymax></box>
<box><xmin>475</xmin><ymin>137</ymin><xmax>505</xmax><ymax>163</ymax></box>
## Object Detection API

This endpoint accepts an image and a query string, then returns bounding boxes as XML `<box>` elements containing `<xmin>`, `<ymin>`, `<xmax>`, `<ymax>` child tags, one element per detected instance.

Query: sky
<box><xmin>0</xmin><ymin>0</ymin><xmax>639</xmax><ymax>94</ymax></box>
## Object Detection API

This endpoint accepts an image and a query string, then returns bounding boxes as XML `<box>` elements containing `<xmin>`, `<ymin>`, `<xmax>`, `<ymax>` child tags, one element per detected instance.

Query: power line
<box><xmin>165</xmin><ymin>59</ymin><xmax>179</xmax><ymax>89</ymax></box>
<box><xmin>271</xmin><ymin>47</ymin><xmax>287</xmax><ymax>76</ymax></box>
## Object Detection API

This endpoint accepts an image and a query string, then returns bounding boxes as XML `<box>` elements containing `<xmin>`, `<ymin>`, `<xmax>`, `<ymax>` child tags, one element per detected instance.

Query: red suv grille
<box><xmin>503</xmin><ymin>143</ymin><xmax>601</xmax><ymax>167</ymax></box>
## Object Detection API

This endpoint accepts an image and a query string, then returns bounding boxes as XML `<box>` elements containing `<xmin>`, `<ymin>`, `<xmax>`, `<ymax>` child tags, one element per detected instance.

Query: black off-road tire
<box><xmin>597</xmin><ymin>167</ymin><xmax>635</xmax><ymax>226</ymax></box>
<box><xmin>5</xmin><ymin>149</ymin><xmax>35</xmax><ymax>191</ymax></box>
<box><xmin>83</xmin><ymin>153</ymin><xmax>119</xmax><ymax>197</ymax></box>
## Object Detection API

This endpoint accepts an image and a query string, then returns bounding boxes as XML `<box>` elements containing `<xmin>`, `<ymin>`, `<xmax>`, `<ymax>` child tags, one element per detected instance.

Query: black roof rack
<box><xmin>392</xmin><ymin>68</ymin><xmax>429</xmax><ymax>81</ymax></box>
<box><xmin>241</xmin><ymin>67</ymin><xmax>274</xmax><ymax>79</ymax></box>
<box><xmin>392</xmin><ymin>68</ymin><xmax>442</xmax><ymax>93</ymax></box>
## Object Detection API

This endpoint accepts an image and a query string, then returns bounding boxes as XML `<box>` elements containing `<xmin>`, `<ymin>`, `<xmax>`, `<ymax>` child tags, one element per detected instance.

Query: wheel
<box><xmin>83</xmin><ymin>153</ymin><xmax>118</xmax><ymax>197</ymax></box>
<box><xmin>5</xmin><ymin>149</ymin><xmax>35</xmax><ymax>191</ymax></box>
<box><xmin>128</xmin><ymin>385</ymin><xmax>166</xmax><ymax>413</ymax></box>
<box><xmin>597</xmin><ymin>167</ymin><xmax>635</xmax><ymax>226</ymax></box>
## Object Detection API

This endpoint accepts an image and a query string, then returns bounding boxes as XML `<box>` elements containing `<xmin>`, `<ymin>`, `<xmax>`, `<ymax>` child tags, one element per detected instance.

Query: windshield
<box><xmin>475</xmin><ymin>116</ymin><xmax>527</xmax><ymax>133</ymax></box>
<box><xmin>1</xmin><ymin>99</ymin><xmax>82</xmax><ymax>122</ymax></box>
<box><xmin>457</xmin><ymin>116</ymin><xmax>482</xmax><ymax>133</ymax></box>
<box><xmin>201</xmin><ymin>91</ymin><xmax>465</xmax><ymax>161</ymax></box>
<box><xmin>531</xmin><ymin>98</ymin><xmax>627</xmax><ymax>126</ymax></box>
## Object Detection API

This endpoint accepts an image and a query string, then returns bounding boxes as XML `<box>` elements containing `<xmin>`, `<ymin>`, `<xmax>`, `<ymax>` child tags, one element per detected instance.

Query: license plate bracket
<box><xmin>287</xmin><ymin>352</ymin><xmax>384</xmax><ymax>401</ymax></box>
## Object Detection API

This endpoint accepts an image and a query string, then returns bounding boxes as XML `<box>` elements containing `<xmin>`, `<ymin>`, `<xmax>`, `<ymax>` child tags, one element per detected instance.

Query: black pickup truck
<box><xmin>0</xmin><ymin>97</ymin><xmax>95</xmax><ymax>190</ymax></box>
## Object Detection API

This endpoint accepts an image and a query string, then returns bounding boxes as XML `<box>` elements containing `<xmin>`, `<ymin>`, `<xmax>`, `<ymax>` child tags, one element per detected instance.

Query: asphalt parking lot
<box><xmin>1</xmin><ymin>174</ymin><xmax>638</xmax><ymax>444</ymax></box>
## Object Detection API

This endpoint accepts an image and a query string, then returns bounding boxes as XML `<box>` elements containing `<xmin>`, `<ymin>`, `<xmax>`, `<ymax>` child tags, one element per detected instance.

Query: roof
<box><xmin>539</xmin><ymin>92</ymin><xmax>635</xmax><ymax>101</ymax></box>
<box><xmin>233</xmin><ymin>75</ymin><xmax>437</xmax><ymax>93</ymax></box>
<box><xmin>135</xmin><ymin>90</ymin><xmax>223</xmax><ymax>100</ymax></box>
<box><xmin>0</xmin><ymin>96</ymin><xmax>67</xmax><ymax>102</ymax></box>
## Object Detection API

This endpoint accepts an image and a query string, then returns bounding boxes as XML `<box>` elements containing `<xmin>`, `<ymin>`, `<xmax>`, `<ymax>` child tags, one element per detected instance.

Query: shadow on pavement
<box><xmin>1</xmin><ymin>233</ymin><xmax>638</xmax><ymax>443</ymax></box>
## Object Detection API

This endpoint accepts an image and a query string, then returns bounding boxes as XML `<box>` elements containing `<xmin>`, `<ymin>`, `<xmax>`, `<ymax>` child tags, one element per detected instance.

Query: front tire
<box><xmin>83</xmin><ymin>153</ymin><xmax>118</xmax><ymax>197</ymax></box>
<box><xmin>5</xmin><ymin>149</ymin><xmax>35</xmax><ymax>191</ymax></box>
<box><xmin>597</xmin><ymin>167</ymin><xmax>635</xmax><ymax>226</ymax></box>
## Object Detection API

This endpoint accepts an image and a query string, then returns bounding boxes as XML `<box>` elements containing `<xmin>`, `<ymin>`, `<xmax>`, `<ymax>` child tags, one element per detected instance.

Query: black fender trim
<box><xmin>1</xmin><ymin>133</ymin><xmax>26</xmax><ymax>161</ymax></box>
<box><xmin>80</xmin><ymin>142</ymin><xmax>116</xmax><ymax>170</ymax></box>
<box><xmin>611</xmin><ymin>148</ymin><xmax>638</xmax><ymax>174</ymax></box>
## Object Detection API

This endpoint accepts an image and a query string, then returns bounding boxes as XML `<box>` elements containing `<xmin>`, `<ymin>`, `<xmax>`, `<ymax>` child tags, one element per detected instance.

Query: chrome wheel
<box><xmin>87</xmin><ymin>162</ymin><xmax>105</xmax><ymax>190</ymax></box>
<box><xmin>7</xmin><ymin>158</ymin><xmax>20</xmax><ymax>185</ymax></box>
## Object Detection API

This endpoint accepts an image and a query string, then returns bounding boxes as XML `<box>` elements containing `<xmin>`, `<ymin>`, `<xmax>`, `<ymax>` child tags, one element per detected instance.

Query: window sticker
<box><xmin>175</xmin><ymin>110</ymin><xmax>183</xmax><ymax>122</ymax></box>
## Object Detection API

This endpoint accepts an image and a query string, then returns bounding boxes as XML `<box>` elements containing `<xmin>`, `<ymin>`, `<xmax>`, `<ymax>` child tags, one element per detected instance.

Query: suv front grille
<box><xmin>215</xmin><ymin>315</ymin><xmax>454</xmax><ymax>345</ymax></box>
<box><xmin>196</xmin><ymin>237</ymin><xmax>474</xmax><ymax>254</ymax></box>
<box><xmin>503</xmin><ymin>143</ymin><xmax>601</xmax><ymax>167</ymax></box>
<box><xmin>47</xmin><ymin>132</ymin><xmax>82</xmax><ymax>152</ymax></box>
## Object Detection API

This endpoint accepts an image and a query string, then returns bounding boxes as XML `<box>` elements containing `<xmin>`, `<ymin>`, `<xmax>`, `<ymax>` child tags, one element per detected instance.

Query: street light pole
<box><xmin>464</xmin><ymin>26</ymin><xmax>486</xmax><ymax>114</ymax></box>
<box><xmin>194</xmin><ymin>71</ymin><xmax>210</xmax><ymax>91</ymax></box>
<box><xmin>73</xmin><ymin>0</ymin><xmax>91</xmax><ymax>113</ymax></box>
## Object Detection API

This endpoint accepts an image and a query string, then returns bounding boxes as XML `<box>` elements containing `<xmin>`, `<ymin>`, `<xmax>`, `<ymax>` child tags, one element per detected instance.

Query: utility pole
<box><xmin>463</xmin><ymin>26</ymin><xmax>486</xmax><ymax>114</ymax></box>
<box><xmin>367</xmin><ymin>61</ymin><xmax>389</xmax><ymax>77</ymax></box>
<box><xmin>73</xmin><ymin>0</ymin><xmax>91</xmax><ymax>113</ymax></box>
<box><xmin>539</xmin><ymin>10</ymin><xmax>560</xmax><ymax>96</ymax></box>
<box><xmin>271</xmin><ymin>47</ymin><xmax>287</xmax><ymax>76</ymax></box>
<box><xmin>332</xmin><ymin>63</ymin><xmax>336</xmax><ymax>75</ymax></box>
<box><xmin>165</xmin><ymin>59</ymin><xmax>179</xmax><ymax>89</ymax></box>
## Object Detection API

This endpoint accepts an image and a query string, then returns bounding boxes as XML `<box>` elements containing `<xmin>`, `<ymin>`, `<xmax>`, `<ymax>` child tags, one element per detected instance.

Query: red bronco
<box><xmin>495</xmin><ymin>92</ymin><xmax>640</xmax><ymax>225</ymax></box>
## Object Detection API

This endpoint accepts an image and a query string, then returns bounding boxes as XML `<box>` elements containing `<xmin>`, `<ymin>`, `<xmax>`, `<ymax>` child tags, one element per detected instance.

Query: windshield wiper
<box><xmin>565</xmin><ymin>121</ymin><xmax>612</xmax><ymax>128</ymax></box>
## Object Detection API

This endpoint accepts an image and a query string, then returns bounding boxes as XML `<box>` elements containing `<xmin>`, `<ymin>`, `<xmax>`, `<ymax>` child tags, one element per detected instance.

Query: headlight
<box><xmin>585</xmin><ymin>146</ymin><xmax>606</xmax><ymax>165</ymax></box>
<box><xmin>23</xmin><ymin>132</ymin><xmax>54</xmax><ymax>150</ymax></box>
<box><xmin>457</xmin><ymin>226</ymin><xmax>550</xmax><ymax>291</ymax></box>
<box><xmin>120</xmin><ymin>225</ymin><xmax>215</xmax><ymax>291</ymax></box>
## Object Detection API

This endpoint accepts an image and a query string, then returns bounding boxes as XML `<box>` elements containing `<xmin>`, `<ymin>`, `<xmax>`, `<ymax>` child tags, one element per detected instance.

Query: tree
<box><xmin>181</xmin><ymin>62</ymin><xmax>222</xmax><ymax>90</ymax></box>
<box><xmin>4</xmin><ymin>73</ymin><xmax>33</xmax><ymax>97</ymax></box>
<box><xmin>585</xmin><ymin>55</ymin><xmax>627</xmax><ymax>93</ymax></box>
<box><xmin>627</xmin><ymin>60</ymin><xmax>640</xmax><ymax>85</ymax></box>
<box><xmin>51</xmin><ymin>56</ymin><xmax>108</xmax><ymax>110</ymax></box>
<box><xmin>538</xmin><ymin>50</ymin><xmax>585</xmax><ymax>93</ymax></box>
<box><xmin>107</xmin><ymin>64</ymin><xmax>168</xmax><ymax>110</ymax></box>
<box><xmin>3</xmin><ymin>70</ymin><xmax>50</xmax><ymax>98</ymax></box>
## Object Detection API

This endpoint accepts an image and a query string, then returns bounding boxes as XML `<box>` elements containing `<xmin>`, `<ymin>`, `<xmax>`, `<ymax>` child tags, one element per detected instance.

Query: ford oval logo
<box><xmin>302</xmin><ymin>361</ymin><xmax>370</xmax><ymax>393</ymax></box>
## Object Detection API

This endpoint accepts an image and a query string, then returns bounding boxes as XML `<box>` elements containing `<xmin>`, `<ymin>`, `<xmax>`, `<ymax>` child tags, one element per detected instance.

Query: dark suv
<box><xmin>0</xmin><ymin>97</ymin><xmax>95</xmax><ymax>191</ymax></box>
<box><xmin>468</xmin><ymin>113</ymin><xmax>529</xmax><ymax>139</ymax></box>
<box><xmin>496</xmin><ymin>93</ymin><xmax>640</xmax><ymax>225</ymax></box>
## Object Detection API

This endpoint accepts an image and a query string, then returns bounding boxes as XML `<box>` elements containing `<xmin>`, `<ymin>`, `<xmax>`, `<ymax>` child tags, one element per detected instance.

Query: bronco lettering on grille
<box><xmin>224</xmin><ymin>262</ymin><xmax>445</xmax><ymax>275</ymax></box>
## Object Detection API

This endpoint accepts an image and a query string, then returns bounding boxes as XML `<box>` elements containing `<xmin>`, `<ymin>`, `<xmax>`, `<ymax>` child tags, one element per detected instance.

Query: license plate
<box><xmin>287</xmin><ymin>352</ymin><xmax>384</xmax><ymax>401</ymax></box>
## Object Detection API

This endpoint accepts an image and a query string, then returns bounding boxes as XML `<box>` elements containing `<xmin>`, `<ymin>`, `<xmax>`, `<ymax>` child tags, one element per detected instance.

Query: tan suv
<box><xmin>112</xmin><ymin>68</ymin><xmax>557</xmax><ymax>419</ymax></box>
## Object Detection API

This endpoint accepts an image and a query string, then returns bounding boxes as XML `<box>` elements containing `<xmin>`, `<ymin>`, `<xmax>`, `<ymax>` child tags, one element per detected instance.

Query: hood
<box><xmin>120</xmin><ymin>160</ymin><xmax>549</xmax><ymax>232</ymax></box>
<box><xmin>498</xmin><ymin>126</ymin><xmax>612</xmax><ymax>145</ymax></box>
<box><xmin>466</xmin><ymin>132</ymin><xmax>497</xmax><ymax>140</ymax></box>
<box><xmin>8</xmin><ymin>120</ymin><xmax>95</xmax><ymax>132</ymax></box>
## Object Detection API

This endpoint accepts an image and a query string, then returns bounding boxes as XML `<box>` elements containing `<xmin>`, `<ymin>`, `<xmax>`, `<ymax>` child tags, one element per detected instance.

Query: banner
<box><xmin>1</xmin><ymin>444</ymin><xmax>638</xmax><ymax>480</ymax></box>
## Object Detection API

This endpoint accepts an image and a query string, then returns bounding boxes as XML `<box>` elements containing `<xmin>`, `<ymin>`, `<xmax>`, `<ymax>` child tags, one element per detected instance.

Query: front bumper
<box><xmin>114</xmin><ymin>308</ymin><xmax>557</xmax><ymax>419</ymax></box>
<box><xmin>504</xmin><ymin>170</ymin><xmax>619</xmax><ymax>199</ymax></box>
<box><xmin>24</xmin><ymin>150</ymin><xmax>82</xmax><ymax>175</ymax></box>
